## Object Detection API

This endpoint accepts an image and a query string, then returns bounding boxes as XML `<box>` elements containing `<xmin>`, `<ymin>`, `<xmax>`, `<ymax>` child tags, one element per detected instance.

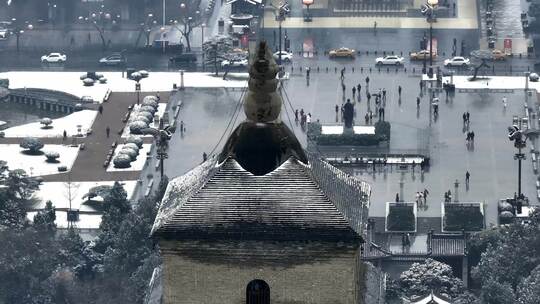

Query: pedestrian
<box><xmin>415</xmin><ymin>192</ymin><xmax>420</xmax><ymax>204</ymax></box>
<box><xmin>180</xmin><ymin>120</ymin><xmax>185</xmax><ymax>133</ymax></box>
<box><xmin>98</xmin><ymin>104</ymin><xmax>103</xmax><ymax>114</ymax></box>
<box><xmin>466</xmin><ymin>111</ymin><xmax>470</xmax><ymax>123</ymax></box>
<box><xmin>365</xmin><ymin>76</ymin><xmax>370</xmax><ymax>86</ymax></box>
<box><xmin>203</xmin><ymin>152</ymin><xmax>208</xmax><ymax>161</ymax></box>
<box><xmin>381</xmin><ymin>107</ymin><xmax>385</xmax><ymax>120</ymax></box>
<box><xmin>382</xmin><ymin>88</ymin><xmax>387</xmax><ymax>101</ymax></box>
<box><xmin>352</xmin><ymin>86</ymin><xmax>356</xmax><ymax>98</ymax></box>
<box><xmin>466</xmin><ymin>132</ymin><xmax>471</xmax><ymax>142</ymax></box>
<box><xmin>367</xmin><ymin>92</ymin><xmax>371</xmax><ymax>103</ymax></box>
<box><xmin>471</xmin><ymin>131</ymin><xmax>475</xmax><ymax>141</ymax></box>
<box><xmin>106</xmin><ymin>126</ymin><xmax>110</xmax><ymax>138</ymax></box>
<box><xmin>395</xmin><ymin>192</ymin><xmax>400</xmax><ymax>202</ymax></box>
<box><xmin>157</xmin><ymin>92</ymin><xmax>161</xmax><ymax>101</ymax></box>
<box><xmin>369</xmin><ymin>111</ymin><xmax>373</xmax><ymax>122</ymax></box>
<box><xmin>87</xmin><ymin>33</ymin><xmax>91</xmax><ymax>43</ymax></box>
<box><xmin>502</xmin><ymin>96</ymin><xmax>507</xmax><ymax>108</ymax></box>
<box><xmin>342</xmin><ymin>83</ymin><xmax>346</xmax><ymax>94</ymax></box>
<box><xmin>419</xmin><ymin>192</ymin><xmax>424</xmax><ymax>206</ymax></box>
<box><xmin>340</xmin><ymin>68</ymin><xmax>345</xmax><ymax>80</ymax></box>
<box><xmin>416</xmin><ymin>96</ymin><xmax>420</xmax><ymax>107</ymax></box>
<box><xmin>462</xmin><ymin>112</ymin><xmax>467</xmax><ymax>124</ymax></box>
<box><xmin>419</xmin><ymin>80</ymin><xmax>423</xmax><ymax>91</ymax></box>
<box><xmin>378</xmin><ymin>107</ymin><xmax>383</xmax><ymax>119</ymax></box>
<box><xmin>335</xmin><ymin>104</ymin><xmax>339</xmax><ymax>114</ymax></box>
<box><xmin>307</xmin><ymin>113</ymin><xmax>312</xmax><ymax>123</ymax></box>
<box><xmin>364</xmin><ymin>113</ymin><xmax>369</xmax><ymax>124</ymax></box>
<box><xmin>63</xmin><ymin>130</ymin><xmax>67</xmax><ymax>141</ymax></box>
<box><xmin>398</xmin><ymin>85</ymin><xmax>402</xmax><ymax>97</ymax></box>
<box><xmin>357</xmin><ymin>84</ymin><xmax>362</xmax><ymax>95</ymax></box>
<box><xmin>295</xmin><ymin>109</ymin><xmax>299</xmax><ymax>121</ymax></box>
<box><xmin>466</xmin><ymin>171</ymin><xmax>470</xmax><ymax>184</ymax></box>
<box><xmin>373</xmin><ymin>21</ymin><xmax>377</xmax><ymax>32</ymax></box>
<box><xmin>70</xmin><ymin>36</ymin><xmax>75</xmax><ymax>46</ymax></box>
<box><xmin>423</xmin><ymin>188</ymin><xmax>429</xmax><ymax>202</ymax></box>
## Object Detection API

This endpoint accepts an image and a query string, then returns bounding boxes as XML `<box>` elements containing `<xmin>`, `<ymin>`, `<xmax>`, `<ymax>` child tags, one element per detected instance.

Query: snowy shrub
<box><xmin>129</xmin><ymin>121</ymin><xmax>148</xmax><ymax>135</ymax></box>
<box><xmin>83</xmin><ymin>78</ymin><xmax>94</xmax><ymax>86</ymax></box>
<box><xmin>135</xmin><ymin>115</ymin><xmax>151</xmax><ymax>125</ymax></box>
<box><xmin>123</xmin><ymin>143</ymin><xmax>140</xmax><ymax>151</ymax></box>
<box><xmin>125</xmin><ymin>136</ymin><xmax>144</xmax><ymax>148</ymax></box>
<box><xmin>142</xmin><ymin>98</ymin><xmax>158</xmax><ymax>108</ymax></box>
<box><xmin>57</xmin><ymin>165</ymin><xmax>67</xmax><ymax>172</ymax></box>
<box><xmin>113</xmin><ymin>154</ymin><xmax>132</xmax><ymax>168</ymax></box>
<box><xmin>140</xmin><ymin>105</ymin><xmax>156</xmax><ymax>114</ymax></box>
<box><xmin>40</xmin><ymin>118</ymin><xmax>53</xmax><ymax>129</ymax></box>
<box><xmin>20</xmin><ymin>137</ymin><xmax>44</xmax><ymax>154</ymax></box>
<box><xmin>119</xmin><ymin>147</ymin><xmax>138</xmax><ymax>160</ymax></box>
<box><xmin>44</xmin><ymin>151</ymin><xmax>60</xmax><ymax>163</ymax></box>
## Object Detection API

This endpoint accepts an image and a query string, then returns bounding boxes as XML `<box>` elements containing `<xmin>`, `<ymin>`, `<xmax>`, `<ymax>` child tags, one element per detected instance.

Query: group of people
<box><xmin>294</xmin><ymin>108</ymin><xmax>311</xmax><ymax>127</ymax></box>
<box><xmin>415</xmin><ymin>188</ymin><xmax>429</xmax><ymax>207</ymax></box>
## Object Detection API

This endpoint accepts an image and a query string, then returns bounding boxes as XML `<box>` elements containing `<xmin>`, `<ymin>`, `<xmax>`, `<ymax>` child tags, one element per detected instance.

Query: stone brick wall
<box><xmin>159</xmin><ymin>240</ymin><xmax>364</xmax><ymax>304</ymax></box>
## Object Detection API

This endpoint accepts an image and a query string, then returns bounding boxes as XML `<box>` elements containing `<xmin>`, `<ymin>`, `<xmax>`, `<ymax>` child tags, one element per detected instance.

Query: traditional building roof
<box><xmin>152</xmin><ymin>153</ymin><xmax>369</xmax><ymax>242</ymax></box>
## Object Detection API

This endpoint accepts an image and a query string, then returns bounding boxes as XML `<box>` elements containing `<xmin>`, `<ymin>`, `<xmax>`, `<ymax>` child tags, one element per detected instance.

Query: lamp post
<box><xmin>303</xmin><ymin>0</ymin><xmax>313</xmax><ymax>22</ymax></box>
<box><xmin>11</xmin><ymin>18</ymin><xmax>33</xmax><ymax>53</ymax></box>
<box><xmin>508</xmin><ymin>125</ymin><xmax>527</xmax><ymax>198</ymax></box>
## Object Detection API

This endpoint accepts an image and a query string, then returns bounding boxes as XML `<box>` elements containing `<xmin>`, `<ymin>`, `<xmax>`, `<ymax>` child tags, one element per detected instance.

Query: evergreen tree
<box><xmin>0</xmin><ymin>164</ymin><xmax>39</xmax><ymax>229</ymax></box>
<box><xmin>33</xmin><ymin>200</ymin><xmax>56</xmax><ymax>233</ymax></box>
<box><xmin>94</xmin><ymin>182</ymin><xmax>131</xmax><ymax>253</ymax></box>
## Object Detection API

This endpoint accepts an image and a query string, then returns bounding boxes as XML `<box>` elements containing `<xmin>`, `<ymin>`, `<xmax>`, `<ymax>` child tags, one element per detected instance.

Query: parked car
<box><xmin>444</xmin><ymin>56</ymin><xmax>470</xmax><ymax>67</ymax></box>
<box><xmin>168</xmin><ymin>53</ymin><xmax>197</xmax><ymax>65</ymax></box>
<box><xmin>41</xmin><ymin>52</ymin><xmax>67</xmax><ymax>63</ymax></box>
<box><xmin>491</xmin><ymin>49</ymin><xmax>507</xmax><ymax>61</ymax></box>
<box><xmin>409</xmin><ymin>50</ymin><xmax>437</xmax><ymax>61</ymax></box>
<box><xmin>0</xmin><ymin>29</ymin><xmax>8</xmax><ymax>40</ymax></box>
<box><xmin>529</xmin><ymin>73</ymin><xmax>539</xmax><ymax>82</ymax></box>
<box><xmin>221</xmin><ymin>58</ymin><xmax>248</xmax><ymax>68</ymax></box>
<box><xmin>329</xmin><ymin>47</ymin><xmax>356</xmax><ymax>59</ymax></box>
<box><xmin>99</xmin><ymin>53</ymin><xmax>126</xmax><ymax>66</ymax></box>
<box><xmin>273</xmin><ymin>51</ymin><xmax>293</xmax><ymax>62</ymax></box>
<box><xmin>375</xmin><ymin>55</ymin><xmax>404</xmax><ymax>65</ymax></box>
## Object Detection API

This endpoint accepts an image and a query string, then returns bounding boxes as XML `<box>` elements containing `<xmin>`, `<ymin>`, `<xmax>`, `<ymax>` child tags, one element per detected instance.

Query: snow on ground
<box><xmin>0</xmin><ymin>71</ymin><xmax>248</xmax><ymax>102</ymax></box>
<box><xmin>27</xmin><ymin>180</ymin><xmax>137</xmax><ymax>229</ymax></box>
<box><xmin>0</xmin><ymin>120</ymin><xmax>6</xmax><ymax>128</ymax></box>
<box><xmin>442</xmin><ymin>75</ymin><xmax>532</xmax><ymax>90</ymax></box>
<box><xmin>121</xmin><ymin>103</ymin><xmax>166</xmax><ymax>138</ymax></box>
<box><xmin>1</xmin><ymin>110</ymin><xmax>97</xmax><ymax>138</ymax></box>
<box><xmin>322</xmin><ymin>125</ymin><xmax>375</xmax><ymax>135</ymax></box>
<box><xmin>107</xmin><ymin>144</ymin><xmax>152</xmax><ymax>172</ymax></box>
<box><xmin>0</xmin><ymin>144</ymin><xmax>79</xmax><ymax>176</ymax></box>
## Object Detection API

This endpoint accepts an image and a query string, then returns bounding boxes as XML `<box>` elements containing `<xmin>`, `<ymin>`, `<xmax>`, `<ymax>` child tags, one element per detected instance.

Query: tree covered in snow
<box><xmin>19</xmin><ymin>137</ymin><xmax>44</xmax><ymax>154</ymax></box>
<box><xmin>0</xmin><ymin>164</ymin><xmax>39</xmax><ymax>229</ymax></box>
<box><xmin>33</xmin><ymin>200</ymin><xmax>56</xmax><ymax>234</ymax></box>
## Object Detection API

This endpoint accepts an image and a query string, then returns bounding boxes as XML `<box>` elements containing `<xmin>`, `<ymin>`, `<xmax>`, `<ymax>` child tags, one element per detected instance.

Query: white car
<box><xmin>273</xmin><ymin>51</ymin><xmax>293</xmax><ymax>62</ymax></box>
<box><xmin>375</xmin><ymin>55</ymin><xmax>404</xmax><ymax>65</ymax></box>
<box><xmin>444</xmin><ymin>56</ymin><xmax>470</xmax><ymax>67</ymax></box>
<box><xmin>221</xmin><ymin>58</ymin><xmax>248</xmax><ymax>68</ymax></box>
<box><xmin>41</xmin><ymin>52</ymin><xmax>67</xmax><ymax>63</ymax></box>
<box><xmin>0</xmin><ymin>29</ymin><xmax>8</xmax><ymax>40</ymax></box>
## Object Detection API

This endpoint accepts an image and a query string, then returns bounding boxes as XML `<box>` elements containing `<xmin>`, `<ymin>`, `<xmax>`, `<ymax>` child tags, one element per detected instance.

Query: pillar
<box><xmin>462</xmin><ymin>255</ymin><xmax>469</xmax><ymax>287</ymax></box>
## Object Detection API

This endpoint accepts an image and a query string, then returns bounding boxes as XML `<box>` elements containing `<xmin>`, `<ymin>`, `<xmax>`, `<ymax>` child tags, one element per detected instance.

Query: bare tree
<box><xmin>170</xmin><ymin>0</ymin><xmax>203</xmax><ymax>52</ymax></box>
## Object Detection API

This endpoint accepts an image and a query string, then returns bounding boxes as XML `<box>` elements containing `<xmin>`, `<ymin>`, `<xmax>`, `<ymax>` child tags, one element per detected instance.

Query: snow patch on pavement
<box><xmin>27</xmin><ymin>180</ymin><xmax>137</xmax><ymax>229</ymax></box>
<box><xmin>1</xmin><ymin>110</ymin><xmax>97</xmax><ymax>138</ymax></box>
<box><xmin>442</xmin><ymin>75</ymin><xmax>530</xmax><ymax>90</ymax></box>
<box><xmin>0</xmin><ymin>144</ymin><xmax>79</xmax><ymax>176</ymax></box>
<box><xmin>0</xmin><ymin>71</ymin><xmax>248</xmax><ymax>102</ymax></box>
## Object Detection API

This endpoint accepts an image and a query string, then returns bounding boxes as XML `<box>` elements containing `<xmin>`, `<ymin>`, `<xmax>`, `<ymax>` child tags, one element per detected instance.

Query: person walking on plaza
<box><xmin>416</xmin><ymin>96</ymin><xmax>420</xmax><ymax>108</ymax></box>
<box><xmin>352</xmin><ymin>86</ymin><xmax>356</xmax><ymax>99</ymax></box>
<box><xmin>395</xmin><ymin>192</ymin><xmax>400</xmax><ymax>202</ymax></box>
<box><xmin>300</xmin><ymin>108</ymin><xmax>305</xmax><ymax>118</ymax></box>
<box><xmin>462</xmin><ymin>112</ymin><xmax>467</xmax><ymax>124</ymax></box>
<box><xmin>382</xmin><ymin>88</ymin><xmax>387</xmax><ymax>101</ymax></box>
<box><xmin>367</xmin><ymin>92</ymin><xmax>371</xmax><ymax>104</ymax></box>
<box><xmin>365</xmin><ymin>113</ymin><xmax>369</xmax><ymax>124</ymax></box>
<box><xmin>470</xmin><ymin>131</ymin><xmax>475</xmax><ymax>142</ymax></box>
<box><xmin>98</xmin><ymin>104</ymin><xmax>103</xmax><ymax>114</ymax></box>
<box><xmin>335</xmin><ymin>104</ymin><xmax>339</xmax><ymax>115</ymax></box>
<box><xmin>340</xmin><ymin>68</ymin><xmax>345</xmax><ymax>81</ymax></box>
<box><xmin>365</xmin><ymin>76</ymin><xmax>370</xmax><ymax>91</ymax></box>
<box><xmin>502</xmin><ymin>96</ymin><xmax>507</xmax><ymax>108</ymax></box>
<box><xmin>423</xmin><ymin>188</ymin><xmax>429</xmax><ymax>202</ymax></box>
<box><xmin>466</xmin><ymin>111</ymin><xmax>470</xmax><ymax>123</ymax></box>
<box><xmin>398</xmin><ymin>85</ymin><xmax>402</xmax><ymax>98</ymax></box>
<box><xmin>106</xmin><ymin>126</ymin><xmax>110</xmax><ymax>138</ymax></box>
<box><xmin>357</xmin><ymin>84</ymin><xmax>362</xmax><ymax>95</ymax></box>
<box><xmin>180</xmin><ymin>120</ymin><xmax>185</xmax><ymax>133</ymax></box>
<box><xmin>295</xmin><ymin>109</ymin><xmax>299</xmax><ymax>121</ymax></box>
<box><xmin>63</xmin><ymin>130</ymin><xmax>67</xmax><ymax>141</ymax></box>
<box><xmin>466</xmin><ymin>171</ymin><xmax>470</xmax><ymax>185</ymax></box>
<box><xmin>203</xmin><ymin>152</ymin><xmax>207</xmax><ymax>162</ymax></box>
<box><xmin>342</xmin><ymin>83</ymin><xmax>346</xmax><ymax>94</ymax></box>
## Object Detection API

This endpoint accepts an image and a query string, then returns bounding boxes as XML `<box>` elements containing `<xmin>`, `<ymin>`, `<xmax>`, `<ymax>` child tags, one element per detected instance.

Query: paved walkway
<box><xmin>0</xmin><ymin>91</ymin><xmax>169</xmax><ymax>182</ymax></box>
<box><xmin>263</xmin><ymin>0</ymin><xmax>478</xmax><ymax>29</ymax></box>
